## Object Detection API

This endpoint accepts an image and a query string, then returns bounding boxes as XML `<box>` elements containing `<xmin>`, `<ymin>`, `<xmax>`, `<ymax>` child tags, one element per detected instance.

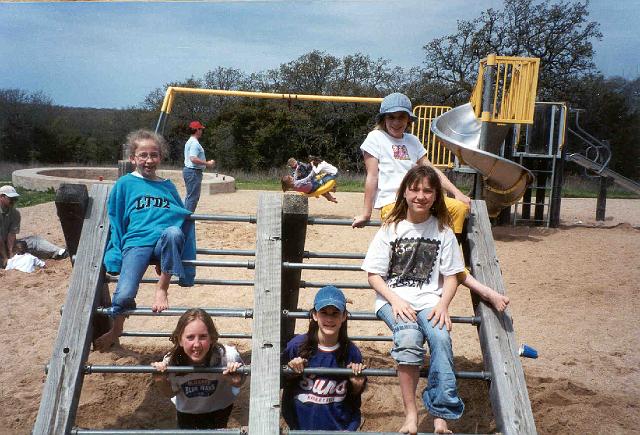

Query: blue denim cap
<box><xmin>314</xmin><ymin>285</ymin><xmax>347</xmax><ymax>312</ymax></box>
<box><xmin>377</xmin><ymin>92</ymin><xmax>418</xmax><ymax>122</ymax></box>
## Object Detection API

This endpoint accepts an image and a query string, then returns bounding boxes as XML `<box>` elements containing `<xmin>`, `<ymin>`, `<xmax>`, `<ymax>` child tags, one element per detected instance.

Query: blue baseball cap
<box><xmin>376</xmin><ymin>92</ymin><xmax>418</xmax><ymax>122</ymax></box>
<box><xmin>313</xmin><ymin>285</ymin><xmax>347</xmax><ymax>312</ymax></box>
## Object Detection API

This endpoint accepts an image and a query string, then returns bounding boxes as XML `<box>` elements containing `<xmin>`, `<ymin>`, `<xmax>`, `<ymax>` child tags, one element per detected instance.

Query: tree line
<box><xmin>1</xmin><ymin>0</ymin><xmax>638</xmax><ymax>180</ymax></box>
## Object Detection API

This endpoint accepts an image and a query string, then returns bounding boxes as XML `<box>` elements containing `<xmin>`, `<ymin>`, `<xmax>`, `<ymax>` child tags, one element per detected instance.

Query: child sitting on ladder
<box><xmin>152</xmin><ymin>308</ymin><xmax>245</xmax><ymax>429</ymax></box>
<box><xmin>362</xmin><ymin>165</ymin><xmax>466</xmax><ymax>434</ymax></box>
<box><xmin>95</xmin><ymin>129</ymin><xmax>196</xmax><ymax>351</ymax></box>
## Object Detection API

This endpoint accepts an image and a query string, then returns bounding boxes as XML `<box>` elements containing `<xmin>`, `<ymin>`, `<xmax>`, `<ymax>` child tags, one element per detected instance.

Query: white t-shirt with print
<box><xmin>359</xmin><ymin>129</ymin><xmax>427</xmax><ymax>209</ymax></box>
<box><xmin>362</xmin><ymin>217</ymin><xmax>465</xmax><ymax>313</ymax></box>
<box><xmin>168</xmin><ymin>345</ymin><xmax>243</xmax><ymax>414</ymax></box>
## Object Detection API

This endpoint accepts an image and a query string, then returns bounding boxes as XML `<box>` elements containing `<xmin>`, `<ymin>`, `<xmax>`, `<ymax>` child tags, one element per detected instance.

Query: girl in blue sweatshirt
<box><xmin>95</xmin><ymin>129</ymin><xmax>195</xmax><ymax>351</ymax></box>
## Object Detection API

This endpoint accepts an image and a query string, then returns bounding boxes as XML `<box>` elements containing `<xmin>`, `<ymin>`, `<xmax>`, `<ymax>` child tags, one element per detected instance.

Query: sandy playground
<box><xmin>1</xmin><ymin>189</ymin><xmax>639</xmax><ymax>434</ymax></box>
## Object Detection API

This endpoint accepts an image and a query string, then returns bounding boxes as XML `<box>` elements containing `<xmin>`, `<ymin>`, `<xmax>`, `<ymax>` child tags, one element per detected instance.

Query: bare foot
<box><xmin>399</xmin><ymin>416</ymin><xmax>418</xmax><ymax>435</ymax></box>
<box><xmin>152</xmin><ymin>288</ymin><xmax>169</xmax><ymax>312</ymax></box>
<box><xmin>94</xmin><ymin>330</ymin><xmax>118</xmax><ymax>352</ymax></box>
<box><xmin>487</xmin><ymin>290</ymin><xmax>510</xmax><ymax>312</ymax></box>
<box><xmin>434</xmin><ymin>417</ymin><xmax>452</xmax><ymax>434</ymax></box>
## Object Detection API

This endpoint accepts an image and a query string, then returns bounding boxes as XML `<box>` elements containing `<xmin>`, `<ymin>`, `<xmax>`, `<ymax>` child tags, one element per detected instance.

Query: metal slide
<box><xmin>431</xmin><ymin>103</ymin><xmax>534</xmax><ymax>216</ymax></box>
<box><xmin>568</xmin><ymin>153</ymin><xmax>640</xmax><ymax>195</ymax></box>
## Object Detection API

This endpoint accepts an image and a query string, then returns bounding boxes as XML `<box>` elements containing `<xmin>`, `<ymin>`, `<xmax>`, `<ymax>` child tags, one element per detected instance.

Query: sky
<box><xmin>1</xmin><ymin>0</ymin><xmax>638</xmax><ymax>109</ymax></box>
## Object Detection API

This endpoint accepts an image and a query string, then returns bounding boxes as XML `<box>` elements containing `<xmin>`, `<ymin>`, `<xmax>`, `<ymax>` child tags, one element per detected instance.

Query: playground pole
<box><xmin>475</xmin><ymin>54</ymin><xmax>497</xmax><ymax>198</ymax></box>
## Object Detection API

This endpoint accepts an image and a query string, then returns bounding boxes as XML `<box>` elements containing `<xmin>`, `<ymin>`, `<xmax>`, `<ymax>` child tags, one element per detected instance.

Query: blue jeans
<box><xmin>377</xmin><ymin>303</ymin><xmax>464</xmax><ymax>420</ymax></box>
<box><xmin>110</xmin><ymin>226</ymin><xmax>185</xmax><ymax>317</ymax></box>
<box><xmin>183</xmin><ymin>167</ymin><xmax>203</xmax><ymax>212</ymax></box>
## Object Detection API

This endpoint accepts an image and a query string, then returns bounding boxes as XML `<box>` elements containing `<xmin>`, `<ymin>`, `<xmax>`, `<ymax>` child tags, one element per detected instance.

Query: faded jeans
<box><xmin>183</xmin><ymin>167</ymin><xmax>203</xmax><ymax>213</ymax></box>
<box><xmin>109</xmin><ymin>226</ymin><xmax>185</xmax><ymax>317</ymax></box>
<box><xmin>377</xmin><ymin>303</ymin><xmax>464</xmax><ymax>420</ymax></box>
<box><xmin>20</xmin><ymin>235</ymin><xmax>65</xmax><ymax>259</ymax></box>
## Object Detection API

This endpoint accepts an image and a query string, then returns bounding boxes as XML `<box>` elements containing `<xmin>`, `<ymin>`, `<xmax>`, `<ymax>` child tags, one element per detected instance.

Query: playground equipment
<box><xmin>431</xmin><ymin>55</ymin><xmax>540</xmax><ymax>217</ymax></box>
<box><xmin>35</xmin><ymin>185</ymin><xmax>536</xmax><ymax>434</ymax></box>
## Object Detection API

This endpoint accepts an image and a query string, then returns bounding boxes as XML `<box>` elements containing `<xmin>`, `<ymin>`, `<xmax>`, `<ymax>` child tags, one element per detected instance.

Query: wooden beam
<box><xmin>465</xmin><ymin>200</ymin><xmax>537</xmax><ymax>435</ymax></box>
<box><xmin>34</xmin><ymin>184</ymin><xmax>111</xmax><ymax>434</ymax></box>
<box><xmin>280</xmin><ymin>194</ymin><xmax>308</xmax><ymax>347</ymax></box>
<box><xmin>248</xmin><ymin>193</ymin><xmax>283</xmax><ymax>435</ymax></box>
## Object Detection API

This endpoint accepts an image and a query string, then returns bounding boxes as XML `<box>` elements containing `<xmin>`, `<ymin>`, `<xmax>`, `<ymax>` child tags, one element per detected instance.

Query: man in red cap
<box><xmin>183</xmin><ymin>121</ymin><xmax>215</xmax><ymax>212</ymax></box>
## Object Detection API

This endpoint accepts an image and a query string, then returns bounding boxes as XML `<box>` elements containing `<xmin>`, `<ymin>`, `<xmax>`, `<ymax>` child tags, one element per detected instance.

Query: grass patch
<box><xmin>1</xmin><ymin>184</ymin><xmax>57</xmax><ymax>208</ymax></box>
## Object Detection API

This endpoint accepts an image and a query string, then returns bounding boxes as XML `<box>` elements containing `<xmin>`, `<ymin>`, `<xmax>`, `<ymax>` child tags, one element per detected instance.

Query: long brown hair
<box><xmin>167</xmin><ymin>308</ymin><xmax>225</xmax><ymax>366</ymax></box>
<box><xmin>384</xmin><ymin>165</ymin><xmax>452</xmax><ymax>231</ymax></box>
<box><xmin>298</xmin><ymin>309</ymin><xmax>351</xmax><ymax>367</ymax></box>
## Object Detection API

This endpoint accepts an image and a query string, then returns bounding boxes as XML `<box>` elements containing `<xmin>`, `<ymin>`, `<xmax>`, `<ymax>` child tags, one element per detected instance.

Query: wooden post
<box><xmin>55</xmin><ymin>184</ymin><xmax>89</xmax><ymax>259</ymax></box>
<box><xmin>117</xmin><ymin>160</ymin><xmax>134</xmax><ymax>178</ymax></box>
<box><xmin>596</xmin><ymin>176</ymin><xmax>608</xmax><ymax>221</ymax></box>
<box><xmin>464</xmin><ymin>200</ymin><xmax>537</xmax><ymax>435</ymax></box>
<box><xmin>34</xmin><ymin>184</ymin><xmax>111</xmax><ymax>435</ymax></box>
<box><xmin>54</xmin><ymin>183</ymin><xmax>111</xmax><ymax>342</ymax></box>
<box><xmin>281</xmin><ymin>194</ymin><xmax>308</xmax><ymax>347</ymax></box>
<box><xmin>248</xmin><ymin>193</ymin><xmax>283</xmax><ymax>435</ymax></box>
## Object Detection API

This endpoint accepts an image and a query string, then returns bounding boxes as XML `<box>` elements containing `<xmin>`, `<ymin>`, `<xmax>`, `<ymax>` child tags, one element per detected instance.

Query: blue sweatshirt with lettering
<box><xmin>103</xmin><ymin>173</ymin><xmax>196</xmax><ymax>286</ymax></box>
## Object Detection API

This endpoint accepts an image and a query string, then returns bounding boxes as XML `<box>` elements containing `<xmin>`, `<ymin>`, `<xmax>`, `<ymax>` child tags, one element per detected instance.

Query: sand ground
<box><xmin>1</xmin><ymin>190</ymin><xmax>639</xmax><ymax>434</ymax></box>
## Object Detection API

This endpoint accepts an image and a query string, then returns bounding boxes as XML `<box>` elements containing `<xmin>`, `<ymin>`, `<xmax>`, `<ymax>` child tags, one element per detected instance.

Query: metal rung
<box><xmin>189</xmin><ymin>214</ymin><xmax>256</xmax><ymax>223</ymax></box>
<box><xmin>284</xmin><ymin>310</ymin><xmax>481</xmax><ymax>325</ymax></box>
<box><xmin>307</xmin><ymin>217</ymin><xmax>381</xmax><ymax>226</ymax></box>
<box><xmin>105</xmin><ymin>276</ymin><xmax>254</xmax><ymax>286</ymax></box>
<box><xmin>72</xmin><ymin>429</ymin><xmax>242</xmax><ymax>435</ymax></box>
<box><xmin>300</xmin><ymin>280</ymin><xmax>371</xmax><ymax>289</ymax></box>
<box><xmin>284</xmin><ymin>261</ymin><xmax>362</xmax><ymax>271</ymax></box>
<box><xmin>95</xmin><ymin>307</ymin><xmax>254</xmax><ymax>318</ymax></box>
<box><xmin>120</xmin><ymin>331</ymin><xmax>394</xmax><ymax>342</ymax></box>
<box><xmin>75</xmin><ymin>364</ymin><xmax>490</xmax><ymax>380</ymax></box>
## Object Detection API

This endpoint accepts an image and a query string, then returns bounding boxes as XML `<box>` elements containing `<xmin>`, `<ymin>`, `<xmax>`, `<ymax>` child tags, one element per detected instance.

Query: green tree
<box><xmin>422</xmin><ymin>0</ymin><xmax>602</xmax><ymax>103</ymax></box>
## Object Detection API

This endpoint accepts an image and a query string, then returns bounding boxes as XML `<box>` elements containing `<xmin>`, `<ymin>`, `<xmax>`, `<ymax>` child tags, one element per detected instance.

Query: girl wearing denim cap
<box><xmin>353</xmin><ymin>92</ymin><xmax>509</xmax><ymax>313</ymax></box>
<box><xmin>95</xmin><ymin>129</ymin><xmax>196</xmax><ymax>351</ymax></box>
<box><xmin>281</xmin><ymin>286</ymin><xmax>367</xmax><ymax>431</ymax></box>
<box><xmin>362</xmin><ymin>165</ymin><xmax>465</xmax><ymax>434</ymax></box>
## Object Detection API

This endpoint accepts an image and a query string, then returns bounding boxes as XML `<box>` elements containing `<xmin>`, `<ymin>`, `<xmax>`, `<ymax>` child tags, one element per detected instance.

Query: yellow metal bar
<box><xmin>163</xmin><ymin>87</ymin><xmax>384</xmax><ymax>114</ymax></box>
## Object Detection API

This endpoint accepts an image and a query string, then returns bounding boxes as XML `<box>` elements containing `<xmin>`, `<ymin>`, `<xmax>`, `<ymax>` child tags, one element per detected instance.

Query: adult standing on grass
<box><xmin>183</xmin><ymin>121</ymin><xmax>215</xmax><ymax>212</ymax></box>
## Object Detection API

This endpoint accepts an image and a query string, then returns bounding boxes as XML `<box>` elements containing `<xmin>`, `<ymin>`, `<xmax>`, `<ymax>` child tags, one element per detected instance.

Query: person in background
<box><xmin>5</xmin><ymin>240</ymin><xmax>46</xmax><ymax>273</ymax></box>
<box><xmin>0</xmin><ymin>185</ymin><xmax>67</xmax><ymax>268</ymax></box>
<box><xmin>287</xmin><ymin>157</ymin><xmax>312</xmax><ymax>181</ymax></box>
<box><xmin>183</xmin><ymin>121</ymin><xmax>215</xmax><ymax>212</ymax></box>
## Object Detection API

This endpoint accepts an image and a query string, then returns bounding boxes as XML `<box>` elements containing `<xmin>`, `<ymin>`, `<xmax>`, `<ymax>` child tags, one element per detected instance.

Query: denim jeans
<box><xmin>20</xmin><ymin>235</ymin><xmax>65</xmax><ymax>259</ymax></box>
<box><xmin>377</xmin><ymin>303</ymin><xmax>464</xmax><ymax>420</ymax></box>
<box><xmin>183</xmin><ymin>167</ymin><xmax>203</xmax><ymax>212</ymax></box>
<box><xmin>110</xmin><ymin>226</ymin><xmax>185</xmax><ymax>316</ymax></box>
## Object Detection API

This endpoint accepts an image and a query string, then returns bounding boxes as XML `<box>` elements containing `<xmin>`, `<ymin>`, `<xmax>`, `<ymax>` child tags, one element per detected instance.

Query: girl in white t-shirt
<box><xmin>362</xmin><ymin>165</ymin><xmax>465</xmax><ymax>434</ymax></box>
<box><xmin>353</xmin><ymin>92</ymin><xmax>509</xmax><ymax>314</ymax></box>
<box><xmin>152</xmin><ymin>308</ymin><xmax>245</xmax><ymax>429</ymax></box>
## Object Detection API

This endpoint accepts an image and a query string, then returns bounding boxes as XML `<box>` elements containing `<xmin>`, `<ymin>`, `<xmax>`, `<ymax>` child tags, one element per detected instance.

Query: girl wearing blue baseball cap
<box><xmin>281</xmin><ymin>286</ymin><xmax>367</xmax><ymax>431</ymax></box>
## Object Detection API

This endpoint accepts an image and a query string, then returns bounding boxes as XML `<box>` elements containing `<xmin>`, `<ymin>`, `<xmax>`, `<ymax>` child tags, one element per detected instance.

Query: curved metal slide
<box><xmin>431</xmin><ymin>103</ymin><xmax>534</xmax><ymax>216</ymax></box>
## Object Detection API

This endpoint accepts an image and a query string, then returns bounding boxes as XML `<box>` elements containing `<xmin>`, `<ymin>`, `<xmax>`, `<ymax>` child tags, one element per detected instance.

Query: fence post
<box><xmin>281</xmin><ymin>194</ymin><xmax>308</xmax><ymax>346</ymax></box>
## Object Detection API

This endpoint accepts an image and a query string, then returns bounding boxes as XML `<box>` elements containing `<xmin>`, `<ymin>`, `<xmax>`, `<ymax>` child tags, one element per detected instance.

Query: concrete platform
<box><xmin>12</xmin><ymin>167</ymin><xmax>235</xmax><ymax>195</ymax></box>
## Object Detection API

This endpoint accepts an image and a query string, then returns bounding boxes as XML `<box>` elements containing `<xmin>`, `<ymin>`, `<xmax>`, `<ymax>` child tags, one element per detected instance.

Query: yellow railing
<box><xmin>470</xmin><ymin>55</ymin><xmax>540</xmax><ymax>124</ymax></box>
<box><xmin>411</xmin><ymin>105</ymin><xmax>454</xmax><ymax>168</ymax></box>
<box><xmin>159</xmin><ymin>87</ymin><xmax>384</xmax><ymax>114</ymax></box>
